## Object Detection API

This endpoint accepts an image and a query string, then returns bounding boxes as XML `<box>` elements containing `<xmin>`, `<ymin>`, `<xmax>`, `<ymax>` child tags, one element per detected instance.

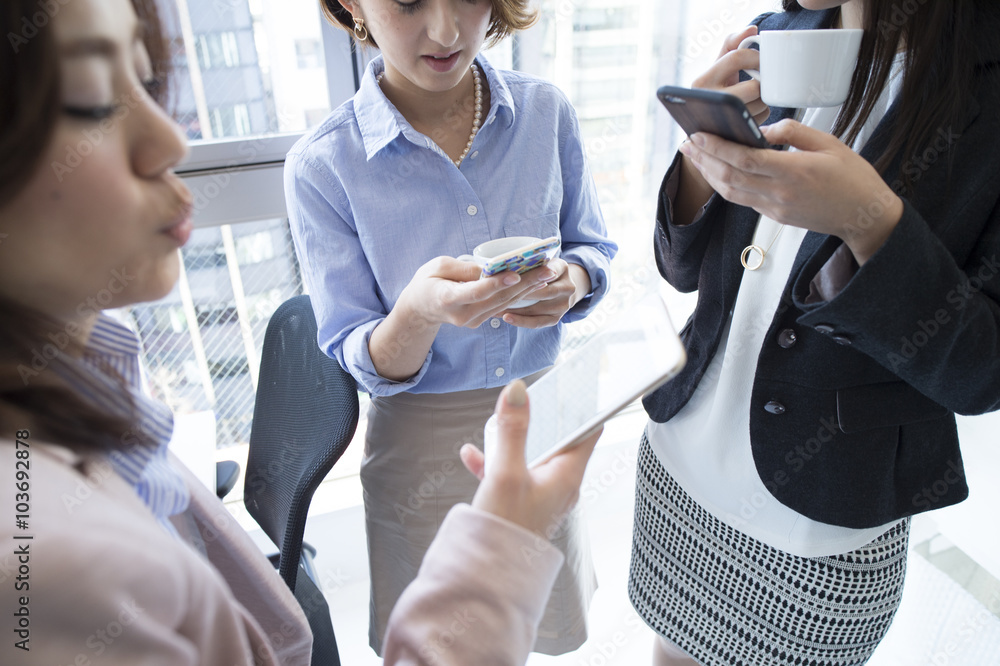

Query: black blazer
<box><xmin>643</xmin><ymin>7</ymin><xmax>1000</xmax><ymax>529</ymax></box>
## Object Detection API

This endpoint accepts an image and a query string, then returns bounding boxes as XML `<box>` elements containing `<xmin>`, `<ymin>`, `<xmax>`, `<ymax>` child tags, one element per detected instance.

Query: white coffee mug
<box><xmin>738</xmin><ymin>29</ymin><xmax>863</xmax><ymax>108</ymax></box>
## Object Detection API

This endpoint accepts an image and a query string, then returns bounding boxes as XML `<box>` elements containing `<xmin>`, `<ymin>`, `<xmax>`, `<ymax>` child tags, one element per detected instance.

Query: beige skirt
<box><xmin>361</xmin><ymin>378</ymin><xmax>597</xmax><ymax>656</ymax></box>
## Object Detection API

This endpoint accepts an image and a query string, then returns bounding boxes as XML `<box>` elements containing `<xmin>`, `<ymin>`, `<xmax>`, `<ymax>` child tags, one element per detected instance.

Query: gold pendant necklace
<box><xmin>740</xmin><ymin>224</ymin><xmax>785</xmax><ymax>271</ymax></box>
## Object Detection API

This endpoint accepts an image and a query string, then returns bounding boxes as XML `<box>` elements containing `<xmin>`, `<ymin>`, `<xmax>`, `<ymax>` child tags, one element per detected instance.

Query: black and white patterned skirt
<box><xmin>628</xmin><ymin>434</ymin><xmax>910</xmax><ymax>666</ymax></box>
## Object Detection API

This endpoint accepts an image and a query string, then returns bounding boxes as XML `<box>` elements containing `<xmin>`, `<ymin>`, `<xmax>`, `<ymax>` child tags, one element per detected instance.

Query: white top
<box><xmin>649</xmin><ymin>55</ymin><xmax>906</xmax><ymax>557</ymax></box>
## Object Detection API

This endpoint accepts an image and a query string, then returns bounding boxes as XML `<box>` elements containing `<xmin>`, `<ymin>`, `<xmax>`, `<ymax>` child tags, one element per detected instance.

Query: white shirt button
<box><xmin>488</xmin><ymin>117</ymin><xmax>496</xmax><ymax>125</ymax></box>
<box><xmin>470</xmin><ymin>151</ymin><xmax>479</xmax><ymax>160</ymax></box>
<box><xmin>490</xmin><ymin>318</ymin><xmax>501</xmax><ymax>328</ymax></box>
<box><xmin>494</xmin><ymin>367</ymin><xmax>505</xmax><ymax>378</ymax></box>
<box><xmin>466</xmin><ymin>205</ymin><xmax>478</xmax><ymax>216</ymax></box>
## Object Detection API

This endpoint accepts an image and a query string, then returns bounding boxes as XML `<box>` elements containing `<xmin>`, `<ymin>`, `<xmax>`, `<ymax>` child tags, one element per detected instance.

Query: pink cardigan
<box><xmin>0</xmin><ymin>440</ymin><xmax>564</xmax><ymax>665</ymax></box>
<box><xmin>383</xmin><ymin>504</ymin><xmax>566</xmax><ymax>665</ymax></box>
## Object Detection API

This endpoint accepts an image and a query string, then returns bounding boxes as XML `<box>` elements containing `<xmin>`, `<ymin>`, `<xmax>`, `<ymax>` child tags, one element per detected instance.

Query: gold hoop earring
<box><xmin>354</xmin><ymin>17</ymin><xmax>368</xmax><ymax>42</ymax></box>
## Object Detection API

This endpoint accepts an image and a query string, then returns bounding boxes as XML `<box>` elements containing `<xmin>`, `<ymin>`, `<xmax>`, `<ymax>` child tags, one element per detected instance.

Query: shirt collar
<box><xmin>84</xmin><ymin>313</ymin><xmax>142</xmax><ymax>358</ymax></box>
<box><xmin>355</xmin><ymin>54</ymin><xmax>516</xmax><ymax>162</ymax></box>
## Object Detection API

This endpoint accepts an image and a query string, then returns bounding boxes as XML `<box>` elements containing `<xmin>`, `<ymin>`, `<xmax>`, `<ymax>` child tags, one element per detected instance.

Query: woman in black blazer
<box><xmin>632</xmin><ymin>1</ymin><xmax>1000</xmax><ymax>664</ymax></box>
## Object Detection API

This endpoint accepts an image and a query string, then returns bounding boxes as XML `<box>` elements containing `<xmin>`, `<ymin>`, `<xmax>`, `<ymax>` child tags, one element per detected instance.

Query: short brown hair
<box><xmin>320</xmin><ymin>0</ymin><xmax>537</xmax><ymax>50</ymax></box>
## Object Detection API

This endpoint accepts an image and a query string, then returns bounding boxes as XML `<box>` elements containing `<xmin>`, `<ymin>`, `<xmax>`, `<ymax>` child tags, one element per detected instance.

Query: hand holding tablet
<box><xmin>483</xmin><ymin>291</ymin><xmax>686</xmax><ymax>471</ymax></box>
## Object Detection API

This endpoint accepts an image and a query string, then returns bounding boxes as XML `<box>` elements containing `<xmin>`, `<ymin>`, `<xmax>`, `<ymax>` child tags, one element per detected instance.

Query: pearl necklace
<box><xmin>377</xmin><ymin>62</ymin><xmax>483</xmax><ymax>167</ymax></box>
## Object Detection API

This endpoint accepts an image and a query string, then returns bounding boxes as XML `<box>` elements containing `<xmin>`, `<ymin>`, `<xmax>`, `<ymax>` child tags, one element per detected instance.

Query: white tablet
<box><xmin>484</xmin><ymin>291</ymin><xmax>686</xmax><ymax>469</ymax></box>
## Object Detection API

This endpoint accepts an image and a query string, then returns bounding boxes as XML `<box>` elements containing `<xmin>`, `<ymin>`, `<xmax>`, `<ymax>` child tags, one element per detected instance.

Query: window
<box><xmin>195</xmin><ymin>32</ymin><xmax>241</xmax><ymax>69</ymax></box>
<box><xmin>573</xmin><ymin>6</ymin><xmax>639</xmax><ymax>32</ymax></box>
<box><xmin>295</xmin><ymin>38</ymin><xmax>321</xmax><ymax>69</ymax></box>
<box><xmin>209</xmin><ymin>104</ymin><xmax>253</xmax><ymax>138</ymax></box>
<box><xmin>159</xmin><ymin>0</ymin><xmax>335</xmax><ymax>140</ymax></box>
<box><xmin>236</xmin><ymin>230</ymin><xmax>276</xmax><ymax>264</ymax></box>
<box><xmin>574</xmin><ymin>44</ymin><xmax>637</xmax><ymax>69</ymax></box>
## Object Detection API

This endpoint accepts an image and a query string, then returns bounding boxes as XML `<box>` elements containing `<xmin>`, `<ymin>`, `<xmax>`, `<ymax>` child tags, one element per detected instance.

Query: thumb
<box><xmin>441</xmin><ymin>255</ymin><xmax>486</xmax><ymax>282</ymax></box>
<box><xmin>761</xmin><ymin>119</ymin><xmax>840</xmax><ymax>152</ymax></box>
<box><xmin>492</xmin><ymin>380</ymin><xmax>529</xmax><ymax>469</ymax></box>
<box><xmin>460</xmin><ymin>443</ymin><xmax>486</xmax><ymax>480</ymax></box>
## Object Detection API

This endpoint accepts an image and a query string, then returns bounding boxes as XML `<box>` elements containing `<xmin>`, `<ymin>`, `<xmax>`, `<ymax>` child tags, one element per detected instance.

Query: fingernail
<box><xmin>505</xmin><ymin>379</ymin><xmax>527</xmax><ymax>406</ymax></box>
<box><xmin>691</xmin><ymin>133</ymin><xmax>706</xmax><ymax>147</ymax></box>
<box><xmin>538</xmin><ymin>268</ymin><xmax>556</xmax><ymax>281</ymax></box>
<box><xmin>679</xmin><ymin>142</ymin><xmax>693</xmax><ymax>156</ymax></box>
<box><xmin>503</xmin><ymin>273</ymin><xmax>520</xmax><ymax>286</ymax></box>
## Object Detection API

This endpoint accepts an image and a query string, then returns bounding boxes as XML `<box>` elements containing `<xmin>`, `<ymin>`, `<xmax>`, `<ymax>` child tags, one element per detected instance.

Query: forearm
<box><xmin>382</xmin><ymin>505</ymin><xmax>564</xmax><ymax>666</ymax></box>
<box><xmin>652</xmin><ymin>151</ymin><xmax>719</xmax><ymax>293</ymax></box>
<box><xmin>794</xmin><ymin>201</ymin><xmax>1000</xmax><ymax>414</ymax></box>
<box><xmin>368</xmin><ymin>302</ymin><xmax>441</xmax><ymax>382</ymax></box>
<box><xmin>673</xmin><ymin>152</ymin><xmax>716</xmax><ymax>227</ymax></box>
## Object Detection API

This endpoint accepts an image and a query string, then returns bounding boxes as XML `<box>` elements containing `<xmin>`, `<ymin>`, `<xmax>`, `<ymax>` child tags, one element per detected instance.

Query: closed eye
<box><xmin>395</xmin><ymin>0</ymin><xmax>423</xmax><ymax>14</ymax></box>
<box><xmin>63</xmin><ymin>104</ymin><xmax>117</xmax><ymax>121</ymax></box>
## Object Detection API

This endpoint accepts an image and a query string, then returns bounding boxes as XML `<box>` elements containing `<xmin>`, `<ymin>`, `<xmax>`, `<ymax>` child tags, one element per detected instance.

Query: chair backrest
<box><xmin>245</xmin><ymin>294</ymin><xmax>359</xmax><ymax>591</ymax></box>
<box><xmin>294</xmin><ymin>562</ymin><xmax>341</xmax><ymax>666</ymax></box>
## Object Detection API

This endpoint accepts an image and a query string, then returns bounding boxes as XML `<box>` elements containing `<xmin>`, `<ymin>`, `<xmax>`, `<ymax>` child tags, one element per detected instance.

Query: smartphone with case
<box><xmin>479</xmin><ymin>236</ymin><xmax>561</xmax><ymax>277</ymax></box>
<box><xmin>657</xmin><ymin>85</ymin><xmax>769</xmax><ymax>148</ymax></box>
<box><xmin>483</xmin><ymin>291</ymin><xmax>687</xmax><ymax>470</ymax></box>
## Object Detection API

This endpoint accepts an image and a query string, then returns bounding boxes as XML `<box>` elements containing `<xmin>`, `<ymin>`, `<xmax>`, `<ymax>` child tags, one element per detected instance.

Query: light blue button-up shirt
<box><xmin>285</xmin><ymin>55</ymin><xmax>617</xmax><ymax>396</ymax></box>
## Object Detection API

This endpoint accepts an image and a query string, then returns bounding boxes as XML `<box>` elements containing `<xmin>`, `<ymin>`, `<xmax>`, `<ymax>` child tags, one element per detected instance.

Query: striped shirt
<box><xmin>51</xmin><ymin>314</ymin><xmax>190</xmax><ymax>537</ymax></box>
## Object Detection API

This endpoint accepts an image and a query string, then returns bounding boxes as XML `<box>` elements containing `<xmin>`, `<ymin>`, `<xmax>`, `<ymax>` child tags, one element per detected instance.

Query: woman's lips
<box><xmin>162</xmin><ymin>208</ymin><xmax>193</xmax><ymax>246</ymax></box>
<box><xmin>422</xmin><ymin>52</ymin><xmax>460</xmax><ymax>72</ymax></box>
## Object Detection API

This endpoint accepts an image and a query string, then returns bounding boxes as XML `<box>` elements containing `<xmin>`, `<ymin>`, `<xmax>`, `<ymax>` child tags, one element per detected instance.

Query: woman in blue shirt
<box><xmin>285</xmin><ymin>0</ymin><xmax>617</xmax><ymax>655</ymax></box>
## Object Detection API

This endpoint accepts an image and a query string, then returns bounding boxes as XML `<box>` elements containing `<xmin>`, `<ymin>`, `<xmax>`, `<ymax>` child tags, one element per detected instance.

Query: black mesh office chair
<box><xmin>244</xmin><ymin>294</ymin><xmax>359</xmax><ymax>666</ymax></box>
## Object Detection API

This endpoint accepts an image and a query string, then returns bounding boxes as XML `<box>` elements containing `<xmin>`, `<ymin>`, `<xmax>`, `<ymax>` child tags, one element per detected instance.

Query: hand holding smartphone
<box><xmin>657</xmin><ymin>85</ymin><xmax>769</xmax><ymax>148</ymax></box>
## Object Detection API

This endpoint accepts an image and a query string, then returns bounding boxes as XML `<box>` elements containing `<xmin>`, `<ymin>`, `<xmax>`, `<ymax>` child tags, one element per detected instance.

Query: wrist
<box><xmin>842</xmin><ymin>192</ymin><xmax>904</xmax><ymax>266</ymax></box>
<box><xmin>395</xmin><ymin>282</ymin><xmax>442</xmax><ymax>329</ymax></box>
<box><xmin>567</xmin><ymin>263</ymin><xmax>592</xmax><ymax>308</ymax></box>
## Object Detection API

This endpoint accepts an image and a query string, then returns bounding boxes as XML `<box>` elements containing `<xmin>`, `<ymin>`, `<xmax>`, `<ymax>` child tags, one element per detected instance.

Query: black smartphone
<box><xmin>656</xmin><ymin>85</ymin><xmax>769</xmax><ymax>148</ymax></box>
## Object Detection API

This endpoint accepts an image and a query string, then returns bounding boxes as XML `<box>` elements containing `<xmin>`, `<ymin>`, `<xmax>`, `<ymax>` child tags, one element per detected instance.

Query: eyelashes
<box><xmin>63</xmin><ymin>104</ymin><xmax>118</xmax><ymax>121</ymax></box>
<box><xmin>393</xmin><ymin>0</ymin><xmax>481</xmax><ymax>17</ymax></box>
<box><xmin>63</xmin><ymin>78</ymin><xmax>162</xmax><ymax>122</ymax></box>
<box><xmin>395</xmin><ymin>0</ymin><xmax>423</xmax><ymax>14</ymax></box>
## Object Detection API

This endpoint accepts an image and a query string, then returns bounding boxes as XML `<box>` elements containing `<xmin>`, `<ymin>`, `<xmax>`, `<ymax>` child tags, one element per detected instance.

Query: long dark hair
<box><xmin>0</xmin><ymin>0</ymin><xmax>170</xmax><ymax>451</ymax></box>
<box><xmin>781</xmin><ymin>0</ymin><xmax>981</xmax><ymax>192</ymax></box>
